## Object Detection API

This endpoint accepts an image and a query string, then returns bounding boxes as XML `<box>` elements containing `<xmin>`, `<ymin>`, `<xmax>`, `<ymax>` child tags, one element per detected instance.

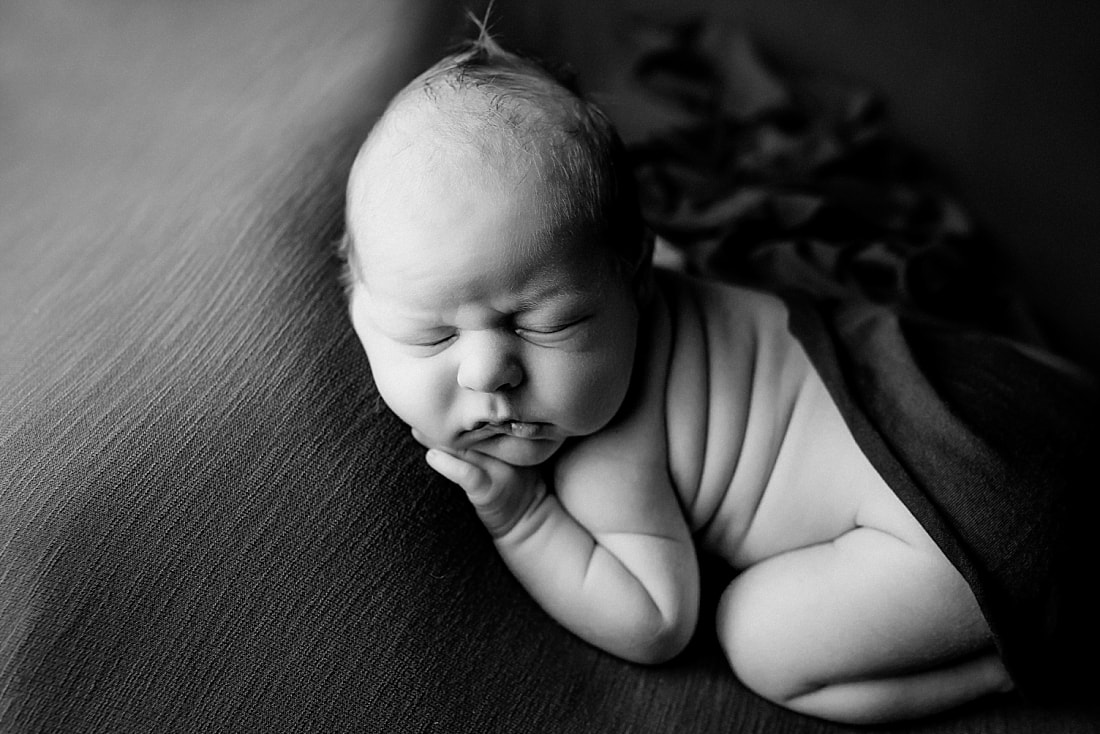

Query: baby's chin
<box><xmin>464</xmin><ymin>433</ymin><xmax>565</xmax><ymax>467</ymax></box>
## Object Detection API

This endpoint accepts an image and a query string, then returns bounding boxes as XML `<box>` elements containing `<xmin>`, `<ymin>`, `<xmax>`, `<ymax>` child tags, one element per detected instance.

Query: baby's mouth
<box><xmin>468</xmin><ymin>420</ymin><xmax>548</xmax><ymax>440</ymax></box>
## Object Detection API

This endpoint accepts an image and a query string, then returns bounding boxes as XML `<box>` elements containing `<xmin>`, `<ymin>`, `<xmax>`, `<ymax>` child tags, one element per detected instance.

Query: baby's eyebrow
<box><xmin>374</xmin><ymin>303</ymin><xmax>445</xmax><ymax>329</ymax></box>
<box><xmin>515</xmin><ymin>274</ymin><xmax>594</xmax><ymax>311</ymax></box>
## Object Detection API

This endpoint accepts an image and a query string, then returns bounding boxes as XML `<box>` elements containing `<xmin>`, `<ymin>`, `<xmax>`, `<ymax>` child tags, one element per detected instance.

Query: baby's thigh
<box><xmin>716</xmin><ymin>525</ymin><xmax>993</xmax><ymax>703</ymax></box>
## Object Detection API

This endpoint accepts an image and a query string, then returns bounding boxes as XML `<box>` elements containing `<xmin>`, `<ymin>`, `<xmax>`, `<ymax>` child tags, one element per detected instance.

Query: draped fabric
<box><xmin>785</xmin><ymin>297</ymin><xmax>1100</xmax><ymax>701</ymax></box>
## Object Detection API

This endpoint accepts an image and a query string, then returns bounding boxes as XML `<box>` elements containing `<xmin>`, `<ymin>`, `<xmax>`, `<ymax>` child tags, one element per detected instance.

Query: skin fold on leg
<box><xmin>716</xmin><ymin>526</ymin><xmax>1013</xmax><ymax>724</ymax></box>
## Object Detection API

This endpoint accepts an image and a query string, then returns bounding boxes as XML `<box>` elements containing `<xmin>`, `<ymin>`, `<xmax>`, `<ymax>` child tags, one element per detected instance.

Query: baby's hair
<box><xmin>340</xmin><ymin>16</ymin><xmax>649</xmax><ymax>294</ymax></box>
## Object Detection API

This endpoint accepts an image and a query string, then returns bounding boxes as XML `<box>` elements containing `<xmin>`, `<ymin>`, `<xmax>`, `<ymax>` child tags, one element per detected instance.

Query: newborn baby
<box><xmin>340</xmin><ymin>32</ymin><xmax>1019</xmax><ymax>724</ymax></box>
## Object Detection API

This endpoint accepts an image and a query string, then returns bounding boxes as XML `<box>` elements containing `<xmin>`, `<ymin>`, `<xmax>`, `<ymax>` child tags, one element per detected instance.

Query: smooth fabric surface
<box><xmin>4</xmin><ymin>2</ymin><xmax>1100</xmax><ymax>732</ymax></box>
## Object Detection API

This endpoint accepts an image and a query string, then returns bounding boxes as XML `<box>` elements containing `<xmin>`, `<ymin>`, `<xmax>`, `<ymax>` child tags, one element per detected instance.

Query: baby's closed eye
<box><xmin>398</xmin><ymin>329</ymin><xmax>457</xmax><ymax>351</ymax></box>
<box><xmin>516</xmin><ymin>316</ymin><xmax>591</xmax><ymax>344</ymax></box>
<box><xmin>414</xmin><ymin>334</ymin><xmax>456</xmax><ymax>347</ymax></box>
<box><xmin>391</xmin><ymin>314</ymin><xmax>593</xmax><ymax>354</ymax></box>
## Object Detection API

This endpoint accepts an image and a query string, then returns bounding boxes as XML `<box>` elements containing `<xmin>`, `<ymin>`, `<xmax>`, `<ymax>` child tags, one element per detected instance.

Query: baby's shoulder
<box><xmin>653</xmin><ymin>267</ymin><xmax>791</xmax><ymax>343</ymax></box>
<box><xmin>653</xmin><ymin>268</ymin><xmax>805</xmax><ymax>402</ymax></box>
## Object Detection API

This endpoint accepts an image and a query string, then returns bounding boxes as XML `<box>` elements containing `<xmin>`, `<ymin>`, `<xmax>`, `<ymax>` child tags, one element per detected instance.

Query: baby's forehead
<box><xmin>343</xmin><ymin>84</ymin><xmax>609</xmax><ymax>280</ymax></box>
<box><xmin>375</xmin><ymin>88</ymin><xmax>553</xmax><ymax>168</ymax></box>
<box><xmin>351</xmin><ymin>101</ymin><xmax>518</xmax><ymax>202</ymax></box>
<box><xmin>347</xmin><ymin>97</ymin><xmax>577</xmax><ymax>240</ymax></box>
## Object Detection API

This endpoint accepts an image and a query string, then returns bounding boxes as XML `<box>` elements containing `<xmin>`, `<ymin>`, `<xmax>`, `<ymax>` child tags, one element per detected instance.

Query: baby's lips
<box><xmin>499</xmin><ymin>421</ymin><xmax>544</xmax><ymax>439</ymax></box>
<box><xmin>467</xmin><ymin>420</ymin><xmax>550</xmax><ymax>440</ymax></box>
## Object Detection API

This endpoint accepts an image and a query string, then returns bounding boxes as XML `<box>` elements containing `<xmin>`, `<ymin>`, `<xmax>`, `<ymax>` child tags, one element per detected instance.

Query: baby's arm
<box><xmin>423</xmin><ymin>427</ymin><xmax>699</xmax><ymax>664</ymax></box>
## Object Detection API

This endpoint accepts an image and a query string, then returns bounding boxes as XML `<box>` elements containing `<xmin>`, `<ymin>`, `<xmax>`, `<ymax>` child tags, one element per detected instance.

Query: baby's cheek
<box><xmin>557</xmin><ymin>352</ymin><xmax>633</xmax><ymax>433</ymax></box>
<box><xmin>370</xmin><ymin>355</ymin><xmax>443</xmax><ymax>424</ymax></box>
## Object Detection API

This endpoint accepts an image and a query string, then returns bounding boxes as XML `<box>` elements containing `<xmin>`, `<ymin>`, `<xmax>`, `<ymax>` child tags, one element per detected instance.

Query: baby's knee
<box><xmin>715</xmin><ymin>578</ymin><xmax>816</xmax><ymax>706</ymax></box>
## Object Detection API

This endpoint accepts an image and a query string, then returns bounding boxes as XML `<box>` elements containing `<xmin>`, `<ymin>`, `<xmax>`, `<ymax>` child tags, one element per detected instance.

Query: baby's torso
<box><xmin>653</xmin><ymin>269</ymin><xmax>898</xmax><ymax>567</ymax></box>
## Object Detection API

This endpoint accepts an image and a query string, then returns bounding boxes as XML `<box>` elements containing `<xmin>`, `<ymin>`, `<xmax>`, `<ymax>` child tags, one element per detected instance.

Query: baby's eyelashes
<box><xmin>385</xmin><ymin>326</ymin><xmax>456</xmax><ymax>350</ymax></box>
<box><xmin>410</xmin><ymin>332</ymin><xmax>457</xmax><ymax>348</ymax></box>
<box><xmin>396</xmin><ymin>317</ymin><xmax>591</xmax><ymax>352</ymax></box>
<box><xmin>515</xmin><ymin>317</ymin><xmax>590</xmax><ymax>343</ymax></box>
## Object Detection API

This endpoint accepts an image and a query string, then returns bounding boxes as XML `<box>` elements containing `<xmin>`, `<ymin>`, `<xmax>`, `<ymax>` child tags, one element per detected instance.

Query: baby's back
<box><xmin>655</xmin><ymin>269</ymin><xmax>909</xmax><ymax>567</ymax></box>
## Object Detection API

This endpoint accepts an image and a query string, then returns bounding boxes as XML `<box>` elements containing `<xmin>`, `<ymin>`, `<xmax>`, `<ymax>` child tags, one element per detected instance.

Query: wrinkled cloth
<box><xmin>629</xmin><ymin>21</ymin><xmax>1042</xmax><ymax>342</ymax></box>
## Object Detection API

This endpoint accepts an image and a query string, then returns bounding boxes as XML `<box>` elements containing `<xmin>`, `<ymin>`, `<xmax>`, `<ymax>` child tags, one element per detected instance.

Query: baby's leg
<box><xmin>716</xmin><ymin>526</ymin><xmax>1013</xmax><ymax>724</ymax></box>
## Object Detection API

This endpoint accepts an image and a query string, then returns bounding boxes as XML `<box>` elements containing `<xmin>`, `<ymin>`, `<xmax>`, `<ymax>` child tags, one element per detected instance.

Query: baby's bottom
<box><xmin>716</xmin><ymin>526</ymin><xmax>1013</xmax><ymax>724</ymax></box>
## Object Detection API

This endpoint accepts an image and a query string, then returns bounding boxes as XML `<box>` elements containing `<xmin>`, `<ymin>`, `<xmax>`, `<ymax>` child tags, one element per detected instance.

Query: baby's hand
<box><xmin>413</xmin><ymin>430</ymin><xmax>547</xmax><ymax>539</ymax></box>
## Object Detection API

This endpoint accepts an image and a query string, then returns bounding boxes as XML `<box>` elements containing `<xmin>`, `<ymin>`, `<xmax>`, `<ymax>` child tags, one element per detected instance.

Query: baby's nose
<box><xmin>456</xmin><ymin>331</ymin><xmax>523</xmax><ymax>393</ymax></box>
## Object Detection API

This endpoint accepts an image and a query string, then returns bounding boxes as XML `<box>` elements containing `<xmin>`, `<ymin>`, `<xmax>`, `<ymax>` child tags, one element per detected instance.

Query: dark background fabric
<box><xmin>3</xmin><ymin>1</ymin><xmax>1100</xmax><ymax>732</ymax></box>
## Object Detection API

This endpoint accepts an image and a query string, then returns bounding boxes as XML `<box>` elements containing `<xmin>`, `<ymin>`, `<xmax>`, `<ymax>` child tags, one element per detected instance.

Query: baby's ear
<box><xmin>336</xmin><ymin>231</ymin><xmax>358</xmax><ymax>300</ymax></box>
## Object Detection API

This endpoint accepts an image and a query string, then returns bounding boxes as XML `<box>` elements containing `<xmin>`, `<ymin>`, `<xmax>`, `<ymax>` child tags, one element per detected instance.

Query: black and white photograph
<box><xmin>3</xmin><ymin>1</ymin><xmax>1099</xmax><ymax>732</ymax></box>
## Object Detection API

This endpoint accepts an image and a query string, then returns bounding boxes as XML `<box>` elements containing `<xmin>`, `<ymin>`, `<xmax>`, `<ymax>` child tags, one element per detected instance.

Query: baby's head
<box><xmin>342</xmin><ymin>32</ymin><xmax>651</xmax><ymax>466</ymax></box>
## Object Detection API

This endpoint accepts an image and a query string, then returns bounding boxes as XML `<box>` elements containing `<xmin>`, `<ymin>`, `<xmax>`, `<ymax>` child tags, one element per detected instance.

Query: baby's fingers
<box><xmin>425</xmin><ymin>448</ymin><xmax>546</xmax><ymax>538</ymax></box>
<box><xmin>425</xmin><ymin>448</ymin><xmax>491</xmax><ymax>497</ymax></box>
